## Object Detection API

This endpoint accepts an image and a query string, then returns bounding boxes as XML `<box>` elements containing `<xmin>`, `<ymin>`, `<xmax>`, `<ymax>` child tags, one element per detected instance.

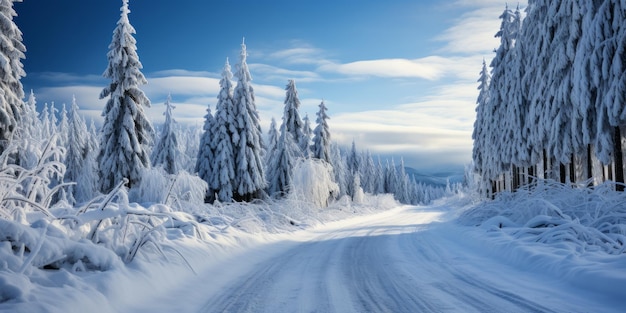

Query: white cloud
<box><xmin>249</xmin><ymin>63</ymin><xmax>321</xmax><ymax>83</ymax></box>
<box><xmin>437</xmin><ymin>1</ymin><xmax>526</xmax><ymax>55</ymax></box>
<box><xmin>267</xmin><ymin>46</ymin><xmax>326</xmax><ymax>65</ymax></box>
<box><xmin>143</xmin><ymin>76</ymin><xmax>220</xmax><ymax>99</ymax></box>
<box><xmin>318</xmin><ymin>57</ymin><xmax>449</xmax><ymax>80</ymax></box>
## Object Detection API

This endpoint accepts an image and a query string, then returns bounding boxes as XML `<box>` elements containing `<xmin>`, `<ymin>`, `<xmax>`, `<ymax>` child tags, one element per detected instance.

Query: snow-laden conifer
<box><xmin>64</xmin><ymin>96</ymin><xmax>90</xmax><ymax>204</ymax></box>
<box><xmin>281</xmin><ymin>79</ymin><xmax>305</xmax><ymax>156</ymax></box>
<box><xmin>57</xmin><ymin>103</ymin><xmax>69</xmax><ymax>148</ymax></box>
<box><xmin>39</xmin><ymin>103</ymin><xmax>51</xmax><ymax>140</ymax></box>
<box><xmin>488</xmin><ymin>4</ymin><xmax>518</xmax><ymax>181</ymax></box>
<box><xmin>591</xmin><ymin>0</ymin><xmax>626</xmax><ymax>189</ymax></box>
<box><xmin>97</xmin><ymin>0</ymin><xmax>154</xmax><ymax>192</ymax></box>
<box><xmin>312</xmin><ymin>100</ymin><xmax>331</xmax><ymax>163</ymax></box>
<box><xmin>21</xmin><ymin>90</ymin><xmax>42</xmax><ymax>142</ymax></box>
<box><xmin>152</xmin><ymin>94</ymin><xmax>179</xmax><ymax>175</ymax></box>
<box><xmin>300</xmin><ymin>114</ymin><xmax>312</xmax><ymax>157</ymax></box>
<box><xmin>196</xmin><ymin>104</ymin><xmax>216</xmax><ymax>201</ymax></box>
<box><xmin>266</xmin><ymin>117</ymin><xmax>279</xmax><ymax>164</ymax></box>
<box><xmin>210</xmin><ymin>59</ymin><xmax>237</xmax><ymax>202</ymax></box>
<box><xmin>266</xmin><ymin>127</ymin><xmax>300</xmax><ymax>198</ymax></box>
<box><xmin>331</xmin><ymin>143</ymin><xmax>348</xmax><ymax>197</ymax></box>
<box><xmin>472</xmin><ymin>59</ymin><xmax>491</xmax><ymax>180</ymax></box>
<box><xmin>232</xmin><ymin>39</ymin><xmax>267</xmax><ymax>201</ymax></box>
<box><xmin>0</xmin><ymin>0</ymin><xmax>26</xmax><ymax>153</ymax></box>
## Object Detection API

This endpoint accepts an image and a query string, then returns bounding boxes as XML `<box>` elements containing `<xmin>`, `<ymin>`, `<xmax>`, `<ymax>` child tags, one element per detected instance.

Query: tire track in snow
<box><xmin>199</xmin><ymin>206</ymin><xmax>598</xmax><ymax>313</ymax></box>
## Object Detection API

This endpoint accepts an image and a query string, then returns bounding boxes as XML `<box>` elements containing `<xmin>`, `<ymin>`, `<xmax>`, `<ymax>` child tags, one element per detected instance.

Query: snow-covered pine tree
<box><xmin>39</xmin><ymin>103</ymin><xmax>51</xmax><ymax>140</ymax></box>
<box><xmin>266</xmin><ymin>117</ymin><xmax>279</xmax><ymax>164</ymax></box>
<box><xmin>281</xmin><ymin>79</ymin><xmax>305</xmax><ymax>157</ymax></box>
<box><xmin>266</xmin><ymin>126</ymin><xmax>300</xmax><ymax>198</ymax></box>
<box><xmin>300</xmin><ymin>114</ymin><xmax>312</xmax><ymax>157</ymax></box>
<box><xmin>64</xmin><ymin>96</ymin><xmax>90</xmax><ymax>204</ymax></box>
<box><xmin>384</xmin><ymin>159</ymin><xmax>399</xmax><ymax>195</ymax></box>
<box><xmin>210</xmin><ymin>58</ymin><xmax>236</xmax><ymax>202</ymax></box>
<box><xmin>232</xmin><ymin>39</ymin><xmax>267</xmax><ymax>201</ymax></box>
<box><xmin>331</xmin><ymin>142</ymin><xmax>348</xmax><ymax>197</ymax></box>
<box><xmin>57</xmin><ymin>102</ymin><xmax>69</xmax><ymax>148</ymax></box>
<box><xmin>489</xmin><ymin>4</ymin><xmax>518</xmax><ymax>190</ymax></box>
<box><xmin>396</xmin><ymin>158</ymin><xmax>410</xmax><ymax>203</ymax></box>
<box><xmin>312</xmin><ymin>100</ymin><xmax>331</xmax><ymax>163</ymax></box>
<box><xmin>152</xmin><ymin>94</ymin><xmax>179</xmax><ymax>175</ymax></box>
<box><xmin>543</xmin><ymin>0</ymin><xmax>584</xmax><ymax>184</ymax></box>
<box><xmin>521</xmin><ymin>0</ymin><xmax>552</xmax><ymax>180</ymax></box>
<box><xmin>21</xmin><ymin>90</ymin><xmax>42</xmax><ymax>142</ymax></box>
<box><xmin>48</xmin><ymin>102</ymin><xmax>58</xmax><ymax>137</ymax></box>
<box><xmin>97</xmin><ymin>0</ymin><xmax>154</xmax><ymax>192</ymax></box>
<box><xmin>346</xmin><ymin>140</ymin><xmax>361</xmax><ymax>198</ymax></box>
<box><xmin>573</xmin><ymin>0</ymin><xmax>602</xmax><ymax>184</ymax></box>
<box><xmin>592</xmin><ymin>0</ymin><xmax>626</xmax><ymax>190</ymax></box>
<box><xmin>472</xmin><ymin>59</ymin><xmax>491</xmax><ymax>196</ymax></box>
<box><xmin>0</xmin><ymin>0</ymin><xmax>26</xmax><ymax>155</ymax></box>
<box><xmin>375</xmin><ymin>156</ymin><xmax>386</xmax><ymax>194</ymax></box>
<box><xmin>15</xmin><ymin>90</ymin><xmax>43</xmax><ymax>167</ymax></box>
<box><xmin>196</xmin><ymin>104</ymin><xmax>216</xmax><ymax>202</ymax></box>
<box><xmin>359</xmin><ymin>151</ymin><xmax>377</xmax><ymax>194</ymax></box>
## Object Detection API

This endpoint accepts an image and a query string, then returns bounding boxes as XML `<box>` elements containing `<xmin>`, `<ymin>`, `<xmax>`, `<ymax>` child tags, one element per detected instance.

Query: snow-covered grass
<box><xmin>458</xmin><ymin>180</ymin><xmax>626</xmax><ymax>301</ymax></box>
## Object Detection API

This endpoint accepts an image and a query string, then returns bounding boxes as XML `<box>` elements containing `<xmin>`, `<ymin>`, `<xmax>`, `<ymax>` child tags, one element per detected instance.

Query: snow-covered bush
<box><xmin>459</xmin><ymin>180</ymin><xmax>626</xmax><ymax>254</ymax></box>
<box><xmin>128</xmin><ymin>167</ymin><xmax>208</xmax><ymax>209</ymax></box>
<box><xmin>289</xmin><ymin>158</ymin><xmax>338</xmax><ymax>208</ymax></box>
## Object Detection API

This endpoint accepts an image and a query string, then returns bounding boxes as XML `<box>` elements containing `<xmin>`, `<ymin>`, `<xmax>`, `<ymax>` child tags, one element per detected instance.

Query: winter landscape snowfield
<box><xmin>2</xmin><ymin>186</ymin><xmax>626</xmax><ymax>313</ymax></box>
<box><xmin>2</xmin><ymin>0</ymin><xmax>626</xmax><ymax>312</ymax></box>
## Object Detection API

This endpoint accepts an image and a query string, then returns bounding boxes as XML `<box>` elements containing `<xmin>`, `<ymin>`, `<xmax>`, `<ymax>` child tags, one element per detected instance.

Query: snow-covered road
<box><xmin>127</xmin><ymin>205</ymin><xmax>619</xmax><ymax>313</ymax></box>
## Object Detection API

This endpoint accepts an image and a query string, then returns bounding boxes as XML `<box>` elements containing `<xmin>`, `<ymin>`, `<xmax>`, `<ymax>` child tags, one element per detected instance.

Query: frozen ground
<box><xmin>4</xmin><ymin>195</ymin><xmax>624</xmax><ymax>312</ymax></box>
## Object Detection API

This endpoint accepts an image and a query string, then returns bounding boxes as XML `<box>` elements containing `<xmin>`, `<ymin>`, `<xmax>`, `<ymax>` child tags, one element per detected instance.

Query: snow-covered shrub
<box><xmin>459</xmin><ymin>180</ymin><xmax>626</xmax><ymax>254</ymax></box>
<box><xmin>289</xmin><ymin>158</ymin><xmax>338</xmax><ymax>208</ymax></box>
<box><xmin>128</xmin><ymin>167</ymin><xmax>170</xmax><ymax>204</ymax></box>
<box><xmin>128</xmin><ymin>167</ymin><xmax>207</xmax><ymax>212</ymax></box>
<box><xmin>167</xmin><ymin>170</ymin><xmax>208</xmax><ymax>208</ymax></box>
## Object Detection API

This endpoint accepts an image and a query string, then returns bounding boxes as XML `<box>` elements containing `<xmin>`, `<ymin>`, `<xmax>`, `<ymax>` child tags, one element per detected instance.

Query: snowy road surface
<box><xmin>128</xmin><ymin>205</ymin><xmax>618</xmax><ymax>313</ymax></box>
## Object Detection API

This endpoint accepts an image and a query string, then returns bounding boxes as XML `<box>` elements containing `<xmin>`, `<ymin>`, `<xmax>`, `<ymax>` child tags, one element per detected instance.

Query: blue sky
<box><xmin>14</xmin><ymin>0</ymin><xmax>517</xmax><ymax>172</ymax></box>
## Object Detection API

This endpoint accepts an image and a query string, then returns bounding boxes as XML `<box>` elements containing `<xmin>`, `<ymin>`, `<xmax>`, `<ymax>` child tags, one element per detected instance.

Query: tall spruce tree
<box><xmin>280</xmin><ymin>79</ymin><xmax>305</xmax><ymax>157</ymax></box>
<box><xmin>266</xmin><ymin>126</ymin><xmax>300</xmax><ymax>198</ymax></box>
<box><xmin>196</xmin><ymin>104</ymin><xmax>216</xmax><ymax>201</ymax></box>
<box><xmin>97</xmin><ymin>0</ymin><xmax>154</xmax><ymax>192</ymax></box>
<box><xmin>232</xmin><ymin>39</ymin><xmax>267</xmax><ymax>201</ymax></box>
<box><xmin>0</xmin><ymin>0</ymin><xmax>26</xmax><ymax>154</ymax></box>
<box><xmin>593</xmin><ymin>0</ymin><xmax>626</xmax><ymax>190</ymax></box>
<box><xmin>210</xmin><ymin>59</ymin><xmax>237</xmax><ymax>203</ymax></box>
<box><xmin>300</xmin><ymin>114</ymin><xmax>312</xmax><ymax>157</ymax></box>
<box><xmin>64</xmin><ymin>96</ymin><xmax>90</xmax><ymax>204</ymax></box>
<box><xmin>312</xmin><ymin>100</ymin><xmax>331</xmax><ymax>163</ymax></box>
<box><xmin>152</xmin><ymin>94</ymin><xmax>179</xmax><ymax>174</ymax></box>
<box><xmin>472</xmin><ymin>59</ymin><xmax>491</xmax><ymax>183</ymax></box>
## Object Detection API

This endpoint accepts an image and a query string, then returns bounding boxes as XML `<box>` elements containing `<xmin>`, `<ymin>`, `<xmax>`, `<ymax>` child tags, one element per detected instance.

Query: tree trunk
<box><xmin>543</xmin><ymin>149</ymin><xmax>548</xmax><ymax>179</ymax></box>
<box><xmin>569</xmin><ymin>154</ymin><xmax>575</xmax><ymax>184</ymax></box>
<box><xmin>559</xmin><ymin>163</ymin><xmax>567</xmax><ymax>184</ymax></box>
<box><xmin>586</xmin><ymin>144</ymin><xmax>593</xmax><ymax>186</ymax></box>
<box><xmin>528</xmin><ymin>165</ymin><xmax>535</xmax><ymax>186</ymax></box>
<box><xmin>614</xmin><ymin>126</ymin><xmax>624</xmax><ymax>191</ymax></box>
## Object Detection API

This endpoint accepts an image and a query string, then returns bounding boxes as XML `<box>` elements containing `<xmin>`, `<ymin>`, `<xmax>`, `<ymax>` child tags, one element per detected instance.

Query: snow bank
<box><xmin>457</xmin><ymin>180</ymin><xmax>626</xmax><ymax>300</ymax></box>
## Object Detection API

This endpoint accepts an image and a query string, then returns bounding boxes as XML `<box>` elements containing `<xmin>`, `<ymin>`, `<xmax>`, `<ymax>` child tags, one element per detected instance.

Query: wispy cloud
<box><xmin>267</xmin><ymin>46</ymin><xmax>327</xmax><ymax>65</ymax></box>
<box><xmin>248</xmin><ymin>63</ymin><xmax>321</xmax><ymax>83</ymax></box>
<box><xmin>436</xmin><ymin>1</ymin><xmax>514</xmax><ymax>55</ymax></box>
<box><xmin>318</xmin><ymin>57</ymin><xmax>449</xmax><ymax>80</ymax></box>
